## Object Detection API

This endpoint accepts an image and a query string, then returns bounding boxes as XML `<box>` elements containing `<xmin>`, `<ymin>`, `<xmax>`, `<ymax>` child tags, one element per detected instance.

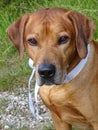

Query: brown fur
<box><xmin>7</xmin><ymin>8</ymin><xmax>98</xmax><ymax>130</ymax></box>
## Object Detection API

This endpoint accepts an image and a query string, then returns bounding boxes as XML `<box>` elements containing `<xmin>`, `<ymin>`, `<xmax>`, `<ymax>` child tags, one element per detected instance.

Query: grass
<box><xmin>0</xmin><ymin>0</ymin><xmax>98</xmax><ymax>91</ymax></box>
<box><xmin>0</xmin><ymin>97</ymin><xmax>8</xmax><ymax>114</ymax></box>
<box><xmin>42</xmin><ymin>125</ymin><xmax>55</xmax><ymax>130</ymax></box>
<box><xmin>0</xmin><ymin>124</ymin><xmax>30</xmax><ymax>130</ymax></box>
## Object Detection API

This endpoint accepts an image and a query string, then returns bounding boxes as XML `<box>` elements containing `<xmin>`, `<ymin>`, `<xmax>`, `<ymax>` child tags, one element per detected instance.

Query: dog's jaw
<box><xmin>36</xmin><ymin>65</ymin><xmax>66</xmax><ymax>86</ymax></box>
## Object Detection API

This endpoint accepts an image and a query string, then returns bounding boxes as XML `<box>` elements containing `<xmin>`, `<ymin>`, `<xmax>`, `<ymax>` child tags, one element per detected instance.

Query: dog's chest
<box><xmin>50</xmin><ymin>87</ymin><xmax>92</xmax><ymax>129</ymax></box>
<box><xmin>56</xmin><ymin>104</ymin><xmax>92</xmax><ymax>129</ymax></box>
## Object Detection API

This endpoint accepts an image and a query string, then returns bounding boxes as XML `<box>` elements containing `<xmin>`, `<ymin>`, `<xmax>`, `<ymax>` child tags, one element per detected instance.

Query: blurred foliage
<box><xmin>0</xmin><ymin>0</ymin><xmax>98</xmax><ymax>90</ymax></box>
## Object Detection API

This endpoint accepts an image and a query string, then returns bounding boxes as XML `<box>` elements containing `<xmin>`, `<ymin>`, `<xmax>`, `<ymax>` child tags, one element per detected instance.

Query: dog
<box><xmin>7</xmin><ymin>8</ymin><xmax>98</xmax><ymax>130</ymax></box>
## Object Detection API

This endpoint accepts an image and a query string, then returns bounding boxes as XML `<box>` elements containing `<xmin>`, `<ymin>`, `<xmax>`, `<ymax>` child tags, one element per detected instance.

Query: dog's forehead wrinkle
<box><xmin>29</xmin><ymin>8</ymin><xmax>68</xmax><ymax>27</ymax></box>
<box><xmin>26</xmin><ymin>9</ymin><xmax>74</xmax><ymax>44</ymax></box>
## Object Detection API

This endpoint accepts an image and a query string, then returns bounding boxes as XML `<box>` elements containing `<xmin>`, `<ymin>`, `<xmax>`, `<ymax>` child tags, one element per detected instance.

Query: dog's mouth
<box><xmin>36</xmin><ymin>67</ymin><xmax>66</xmax><ymax>86</ymax></box>
<box><xmin>38</xmin><ymin>80</ymin><xmax>55</xmax><ymax>86</ymax></box>
<box><xmin>37</xmin><ymin>79</ymin><xmax>64</xmax><ymax>86</ymax></box>
<box><xmin>37</xmin><ymin>76</ymin><xmax>62</xmax><ymax>86</ymax></box>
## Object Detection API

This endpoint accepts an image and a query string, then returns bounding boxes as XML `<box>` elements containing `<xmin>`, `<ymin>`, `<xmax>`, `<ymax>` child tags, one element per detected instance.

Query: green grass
<box><xmin>0</xmin><ymin>97</ymin><xmax>8</xmax><ymax>114</ymax></box>
<box><xmin>42</xmin><ymin>125</ymin><xmax>55</xmax><ymax>130</ymax></box>
<box><xmin>0</xmin><ymin>0</ymin><xmax>98</xmax><ymax>91</ymax></box>
<box><xmin>0</xmin><ymin>124</ymin><xmax>30</xmax><ymax>130</ymax></box>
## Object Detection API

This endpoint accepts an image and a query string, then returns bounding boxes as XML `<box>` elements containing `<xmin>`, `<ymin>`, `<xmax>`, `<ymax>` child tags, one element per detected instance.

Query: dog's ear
<box><xmin>6</xmin><ymin>14</ymin><xmax>29</xmax><ymax>60</ymax></box>
<box><xmin>67</xmin><ymin>11</ymin><xmax>95</xmax><ymax>58</ymax></box>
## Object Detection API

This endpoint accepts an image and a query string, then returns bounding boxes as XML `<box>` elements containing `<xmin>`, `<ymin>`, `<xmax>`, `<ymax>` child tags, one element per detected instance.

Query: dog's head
<box><xmin>7</xmin><ymin>8</ymin><xmax>95</xmax><ymax>86</ymax></box>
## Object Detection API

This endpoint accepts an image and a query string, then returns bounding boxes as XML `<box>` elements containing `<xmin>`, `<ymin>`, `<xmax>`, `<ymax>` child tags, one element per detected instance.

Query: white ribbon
<box><xmin>28</xmin><ymin>59</ymin><xmax>42</xmax><ymax>120</ymax></box>
<box><xmin>28</xmin><ymin>44</ymin><xmax>90</xmax><ymax>120</ymax></box>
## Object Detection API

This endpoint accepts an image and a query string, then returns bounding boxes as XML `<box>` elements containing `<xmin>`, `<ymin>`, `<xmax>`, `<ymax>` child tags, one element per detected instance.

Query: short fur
<box><xmin>7</xmin><ymin>8</ymin><xmax>98</xmax><ymax>130</ymax></box>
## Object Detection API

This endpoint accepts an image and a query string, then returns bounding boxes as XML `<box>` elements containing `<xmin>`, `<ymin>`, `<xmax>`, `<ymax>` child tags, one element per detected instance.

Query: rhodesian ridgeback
<box><xmin>7</xmin><ymin>8</ymin><xmax>98</xmax><ymax>130</ymax></box>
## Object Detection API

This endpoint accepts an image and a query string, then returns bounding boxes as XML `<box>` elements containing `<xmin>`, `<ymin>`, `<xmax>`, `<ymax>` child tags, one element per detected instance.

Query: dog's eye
<box><xmin>58</xmin><ymin>35</ymin><xmax>70</xmax><ymax>45</ymax></box>
<box><xmin>27</xmin><ymin>38</ymin><xmax>37</xmax><ymax>46</ymax></box>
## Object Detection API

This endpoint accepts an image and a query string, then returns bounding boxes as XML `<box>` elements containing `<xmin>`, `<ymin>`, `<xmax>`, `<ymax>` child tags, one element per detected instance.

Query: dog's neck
<box><xmin>65</xmin><ymin>44</ymin><xmax>90</xmax><ymax>82</ymax></box>
<box><xmin>67</xmin><ymin>50</ymin><xmax>81</xmax><ymax>73</ymax></box>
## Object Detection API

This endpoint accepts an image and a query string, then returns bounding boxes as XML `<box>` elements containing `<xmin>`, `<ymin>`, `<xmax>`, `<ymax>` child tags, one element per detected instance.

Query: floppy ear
<box><xmin>6</xmin><ymin>14</ymin><xmax>29</xmax><ymax>60</ymax></box>
<box><xmin>67</xmin><ymin>11</ymin><xmax>95</xmax><ymax>58</ymax></box>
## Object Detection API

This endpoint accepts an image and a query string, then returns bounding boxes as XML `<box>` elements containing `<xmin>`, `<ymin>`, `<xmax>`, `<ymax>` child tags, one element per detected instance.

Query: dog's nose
<box><xmin>38</xmin><ymin>64</ymin><xmax>55</xmax><ymax>78</ymax></box>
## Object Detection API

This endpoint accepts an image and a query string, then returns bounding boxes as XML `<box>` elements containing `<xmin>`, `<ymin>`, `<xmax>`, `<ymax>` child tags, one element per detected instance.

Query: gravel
<box><xmin>0</xmin><ymin>87</ymin><xmax>53</xmax><ymax>130</ymax></box>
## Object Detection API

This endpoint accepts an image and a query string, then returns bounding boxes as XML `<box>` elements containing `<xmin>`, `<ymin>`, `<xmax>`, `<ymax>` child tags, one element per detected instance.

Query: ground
<box><xmin>0</xmin><ymin>87</ymin><xmax>54</xmax><ymax>130</ymax></box>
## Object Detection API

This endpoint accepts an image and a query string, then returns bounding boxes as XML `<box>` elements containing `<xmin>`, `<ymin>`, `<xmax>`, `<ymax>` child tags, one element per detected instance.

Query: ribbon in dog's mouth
<box><xmin>28</xmin><ymin>59</ymin><xmax>42</xmax><ymax>120</ymax></box>
<box><xmin>28</xmin><ymin>44</ymin><xmax>90</xmax><ymax>120</ymax></box>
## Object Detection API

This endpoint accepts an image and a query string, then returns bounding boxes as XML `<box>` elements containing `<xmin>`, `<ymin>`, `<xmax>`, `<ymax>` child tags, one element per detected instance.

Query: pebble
<box><xmin>0</xmin><ymin>87</ymin><xmax>52</xmax><ymax>130</ymax></box>
<box><xmin>4</xmin><ymin>125</ymin><xmax>9</xmax><ymax>129</ymax></box>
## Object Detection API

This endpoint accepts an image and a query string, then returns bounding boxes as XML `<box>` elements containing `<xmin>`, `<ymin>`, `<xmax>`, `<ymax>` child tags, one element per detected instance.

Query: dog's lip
<box><xmin>39</xmin><ymin>82</ymin><xmax>54</xmax><ymax>86</ymax></box>
<box><xmin>39</xmin><ymin>80</ymin><xmax>61</xmax><ymax>86</ymax></box>
<box><xmin>37</xmin><ymin>72</ymin><xmax>67</xmax><ymax>86</ymax></box>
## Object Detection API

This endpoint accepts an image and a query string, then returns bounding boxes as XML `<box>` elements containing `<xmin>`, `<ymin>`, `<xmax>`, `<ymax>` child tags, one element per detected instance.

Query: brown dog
<box><xmin>7</xmin><ymin>8</ymin><xmax>98</xmax><ymax>130</ymax></box>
